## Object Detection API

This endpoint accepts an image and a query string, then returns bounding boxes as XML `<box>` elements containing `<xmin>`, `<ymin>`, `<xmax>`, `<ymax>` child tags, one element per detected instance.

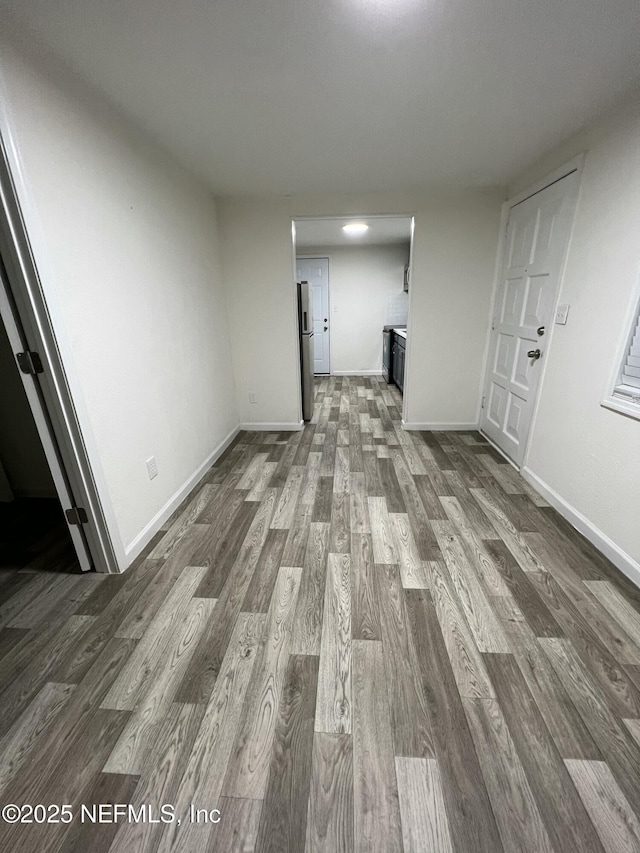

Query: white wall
<box><xmin>0</xmin><ymin>42</ymin><xmax>239</xmax><ymax>559</ymax></box>
<box><xmin>508</xmin><ymin>90</ymin><xmax>640</xmax><ymax>572</ymax></box>
<box><xmin>297</xmin><ymin>243</ymin><xmax>409</xmax><ymax>374</ymax></box>
<box><xmin>219</xmin><ymin>190</ymin><xmax>504</xmax><ymax>428</ymax></box>
<box><xmin>0</xmin><ymin>318</ymin><xmax>55</xmax><ymax>497</ymax></box>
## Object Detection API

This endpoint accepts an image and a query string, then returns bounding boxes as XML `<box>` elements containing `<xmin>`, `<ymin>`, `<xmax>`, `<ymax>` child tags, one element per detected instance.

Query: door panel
<box><xmin>297</xmin><ymin>257</ymin><xmax>330</xmax><ymax>374</ymax></box>
<box><xmin>481</xmin><ymin>171</ymin><xmax>579</xmax><ymax>466</ymax></box>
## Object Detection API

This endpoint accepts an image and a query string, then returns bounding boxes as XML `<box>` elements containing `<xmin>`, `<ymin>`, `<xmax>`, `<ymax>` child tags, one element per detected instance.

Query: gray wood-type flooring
<box><xmin>2</xmin><ymin>374</ymin><xmax>640</xmax><ymax>852</ymax></box>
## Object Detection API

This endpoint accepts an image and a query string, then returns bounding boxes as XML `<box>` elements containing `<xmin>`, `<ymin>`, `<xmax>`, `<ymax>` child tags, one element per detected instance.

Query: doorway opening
<box><xmin>292</xmin><ymin>215</ymin><xmax>414</xmax><ymax>421</ymax></box>
<box><xmin>0</xmin><ymin>313</ymin><xmax>80</xmax><ymax>572</ymax></box>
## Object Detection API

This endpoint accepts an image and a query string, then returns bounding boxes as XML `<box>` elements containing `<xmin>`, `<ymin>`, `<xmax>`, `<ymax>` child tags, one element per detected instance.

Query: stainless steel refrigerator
<box><xmin>297</xmin><ymin>281</ymin><xmax>314</xmax><ymax>421</ymax></box>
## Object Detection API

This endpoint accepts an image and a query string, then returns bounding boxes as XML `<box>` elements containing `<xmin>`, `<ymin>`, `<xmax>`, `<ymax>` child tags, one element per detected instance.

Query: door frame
<box><xmin>291</xmin><ymin>213</ymin><xmax>415</xmax><ymax>425</ymax></box>
<box><xmin>296</xmin><ymin>254</ymin><xmax>331</xmax><ymax>376</ymax></box>
<box><xmin>0</xmin><ymin>129</ymin><xmax>121</xmax><ymax>573</ymax></box>
<box><xmin>478</xmin><ymin>154</ymin><xmax>585</xmax><ymax>469</ymax></box>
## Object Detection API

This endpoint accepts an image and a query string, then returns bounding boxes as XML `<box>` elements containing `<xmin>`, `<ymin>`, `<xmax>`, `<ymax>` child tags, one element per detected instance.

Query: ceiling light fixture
<box><xmin>342</xmin><ymin>222</ymin><xmax>369</xmax><ymax>235</ymax></box>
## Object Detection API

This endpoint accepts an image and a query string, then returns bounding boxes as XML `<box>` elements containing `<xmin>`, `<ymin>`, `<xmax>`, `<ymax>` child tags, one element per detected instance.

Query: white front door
<box><xmin>297</xmin><ymin>257</ymin><xmax>330</xmax><ymax>374</ymax></box>
<box><xmin>481</xmin><ymin>171</ymin><xmax>579</xmax><ymax>466</ymax></box>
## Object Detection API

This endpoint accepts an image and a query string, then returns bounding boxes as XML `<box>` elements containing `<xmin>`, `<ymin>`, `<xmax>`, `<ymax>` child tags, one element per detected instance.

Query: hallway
<box><xmin>1</xmin><ymin>375</ymin><xmax>640</xmax><ymax>851</ymax></box>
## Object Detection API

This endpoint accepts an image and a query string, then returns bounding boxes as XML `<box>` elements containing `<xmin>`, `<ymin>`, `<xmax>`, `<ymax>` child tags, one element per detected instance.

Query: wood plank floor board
<box><xmin>101</xmin><ymin>565</ymin><xmax>208</xmax><ymax>711</ymax></box>
<box><xmin>378</xmin><ymin>564</ymin><xmax>434</xmax><ymax>758</ymax></box>
<box><xmin>207</xmin><ymin>797</ymin><xmax>264</xmax><ymax>853</ymax></box>
<box><xmin>502</xmin><ymin>618</ymin><xmax>602</xmax><ymax>760</ymax></box>
<box><xmin>0</xmin><ymin>681</ymin><xmax>76</xmax><ymax>795</ymax></box>
<box><xmin>57</xmin><ymin>770</ymin><xmax>140</xmax><ymax>853</ymax></box>
<box><xmin>148</xmin><ymin>482</ymin><xmax>218</xmax><ymax>561</ymax></box>
<box><xmin>305</xmin><ymin>732</ymin><xmax>353</xmax><ymax>853</ymax></box>
<box><xmin>471</xmin><ymin>487</ymin><xmax>546</xmax><ymax>572</ymax></box>
<box><xmin>484</xmin><ymin>538</ymin><xmax>563</xmax><ymax>637</ymax></box>
<box><xmin>352</xmin><ymin>640</ymin><xmax>403</xmax><ymax>853</ymax></box>
<box><xmin>153</xmin><ymin>612</ymin><xmax>265</xmax><ymax>853</ymax></box>
<box><xmin>438</xmin><ymin>495</ymin><xmax>509</xmax><ymax>596</ymax></box>
<box><xmin>390</xmin><ymin>512</ymin><xmax>430</xmax><ymax>589</ymax></box>
<box><xmin>315</xmin><ymin>553</ymin><xmax>351</xmax><ymax>734</ymax></box>
<box><xmin>222</xmin><ymin>566</ymin><xmax>302</xmax><ymax>799</ymax></box>
<box><xmin>110</xmin><ymin>701</ymin><xmax>206</xmax><ymax>853</ymax></box>
<box><xmin>431</xmin><ymin>521</ymin><xmax>509</xmax><ymax>653</ymax></box>
<box><xmin>585</xmin><ymin>580</ymin><xmax>640</xmax><ymax>654</ymax></box>
<box><xmin>116</xmin><ymin>524</ymin><xmax>209</xmax><ymax>640</ymax></box>
<box><xmin>242</xmin><ymin>527</ymin><xmax>288</xmax><ymax>613</ymax></box>
<box><xmin>539</xmin><ymin>637</ymin><xmax>640</xmax><ymax>822</ymax></box>
<box><xmin>368</xmin><ymin>496</ymin><xmax>396</xmax><ymax>564</ymax></box>
<box><xmin>428</xmin><ymin>559</ymin><xmax>496</xmax><ymax>699</ymax></box>
<box><xmin>329</xmin><ymin>490</ymin><xmax>351</xmax><ymax>554</ymax></box>
<box><xmin>195</xmin><ymin>501</ymin><xmax>261</xmax><ymax>598</ymax></box>
<box><xmin>312</xmin><ymin>476</ymin><xmax>334</xmax><ymax>523</ymax></box>
<box><xmin>462</xmin><ymin>696</ymin><xmax>555</xmax><ymax>853</ymax></box>
<box><xmin>565</xmin><ymin>758</ymin><xmax>640</xmax><ymax>853</ymax></box>
<box><xmin>0</xmin><ymin>614</ymin><xmax>93</xmax><ymax>736</ymax></box>
<box><xmin>528</xmin><ymin>571</ymin><xmax>640</xmax><ymax>718</ymax></box>
<box><xmin>404</xmin><ymin>589</ymin><xmax>504</xmax><ymax>853</ymax></box>
<box><xmin>174</xmin><ymin>544</ymin><xmax>262</xmax><ymax>705</ymax></box>
<box><xmin>395</xmin><ymin>757</ymin><xmax>454</xmax><ymax>853</ymax></box>
<box><xmin>290</xmin><ymin>522</ymin><xmax>330</xmax><ymax>656</ymax></box>
<box><xmin>255</xmin><ymin>654</ymin><xmax>319</xmax><ymax>853</ymax></box>
<box><xmin>525</xmin><ymin>533</ymin><xmax>640</xmax><ymax>664</ymax></box>
<box><xmin>484</xmin><ymin>652</ymin><xmax>607</xmax><ymax>853</ymax></box>
<box><xmin>102</xmin><ymin>596</ymin><xmax>216</xmax><ymax>774</ymax></box>
<box><xmin>282</xmin><ymin>500</ymin><xmax>314</xmax><ymax>568</ymax></box>
<box><xmin>350</xmin><ymin>532</ymin><xmax>382</xmax><ymax>641</ymax></box>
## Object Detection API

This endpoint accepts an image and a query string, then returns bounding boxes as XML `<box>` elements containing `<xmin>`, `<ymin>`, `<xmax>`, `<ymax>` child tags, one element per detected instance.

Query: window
<box><xmin>602</xmin><ymin>287</ymin><xmax>640</xmax><ymax>420</ymax></box>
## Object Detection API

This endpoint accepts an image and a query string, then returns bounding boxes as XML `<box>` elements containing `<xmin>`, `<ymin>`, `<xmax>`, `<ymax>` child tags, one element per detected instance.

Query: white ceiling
<box><xmin>295</xmin><ymin>216</ymin><xmax>411</xmax><ymax>248</ymax></box>
<box><xmin>2</xmin><ymin>0</ymin><xmax>640</xmax><ymax>196</ymax></box>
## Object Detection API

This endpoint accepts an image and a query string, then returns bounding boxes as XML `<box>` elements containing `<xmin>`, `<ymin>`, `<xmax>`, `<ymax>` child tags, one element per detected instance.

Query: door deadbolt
<box><xmin>537</xmin><ymin>326</ymin><xmax>545</xmax><ymax>336</ymax></box>
<box><xmin>527</xmin><ymin>349</ymin><xmax>541</xmax><ymax>360</ymax></box>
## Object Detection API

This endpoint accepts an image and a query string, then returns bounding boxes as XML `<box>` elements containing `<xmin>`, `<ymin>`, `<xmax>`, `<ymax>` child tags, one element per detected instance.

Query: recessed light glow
<box><xmin>342</xmin><ymin>222</ymin><xmax>369</xmax><ymax>235</ymax></box>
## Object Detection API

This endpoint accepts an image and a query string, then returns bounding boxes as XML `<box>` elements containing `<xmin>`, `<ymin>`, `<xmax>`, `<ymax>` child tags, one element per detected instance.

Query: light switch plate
<box><xmin>146</xmin><ymin>456</ymin><xmax>158</xmax><ymax>480</ymax></box>
<box><xmin>555</xmin><ymin>304</ymin><xmax>570</xmax><ymax>325</ymax></box>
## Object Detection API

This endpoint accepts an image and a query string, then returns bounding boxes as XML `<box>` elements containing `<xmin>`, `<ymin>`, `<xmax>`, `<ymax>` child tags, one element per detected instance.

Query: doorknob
<box><xmin>324</xmin><ymin>326</ymin><xmax>328</xmax><ymax>331</ymax></box>
<box><xmin>537</xmin><ymin>326</ymin><xmax>545</xmax><ymax>336</ymax></box>
<box><xmin>527</xmin><ymin>349</ymin><xmax>541</xmax><ymax>360</ymax></box>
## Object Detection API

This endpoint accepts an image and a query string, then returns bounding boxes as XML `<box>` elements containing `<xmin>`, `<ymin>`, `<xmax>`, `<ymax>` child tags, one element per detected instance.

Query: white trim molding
<box><xmin>402</xmin><ymin>420</ymin><xmax>479</xmax><ymax>431</ymax></box>
<box><xmin>124</xmin><ymin>425</ymin><xmax>241</xmax><ymax>564</ymax></box>
<box><xmin>331</xmin><ymin>370</ymin><xmax>383</xmax><ymax>376</ymax></box>
<box><xmin>240</xmin><ymin>421</ymin><xmax>304</xmax><ymax>431</ymax></box>
<box><xmin>521</xmin><ymin>466</ymin><xmax>640</xmax><ymax>589</ymax></box>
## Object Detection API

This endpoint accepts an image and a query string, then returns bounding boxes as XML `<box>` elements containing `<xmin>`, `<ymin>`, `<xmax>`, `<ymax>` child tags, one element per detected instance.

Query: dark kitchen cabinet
<box><xmin>392</xmin><ymin>333</ymin><xmax>406</xmax><ymax>393</ymax></box>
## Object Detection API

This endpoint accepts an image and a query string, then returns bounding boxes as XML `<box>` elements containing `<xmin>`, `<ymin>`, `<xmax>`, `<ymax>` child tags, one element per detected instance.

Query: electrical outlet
<box><xmin>146</xmin><ymin>456</ymin><xmax>158</xmax><ymax>480</ymax></box>
<box><xmin>555</xmin><ymin>304</ymin><xmax>570</xmax><ymax>325</ymax></box>
<box><xmin>249</xmin><ymin>393</ymin><xmax>257</xmax><ymax>404</ymax></box>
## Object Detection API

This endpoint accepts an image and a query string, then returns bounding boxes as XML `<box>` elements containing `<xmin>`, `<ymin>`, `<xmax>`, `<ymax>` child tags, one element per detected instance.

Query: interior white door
<box><xmin>481</xmin><ymin>171</ymin><xmax>579</xmax><ymax>466</ymax></box>
<box><xmin>297</xmin><ymin>257</ymin><xmax>330</xmax><ymax>374</ymax></box>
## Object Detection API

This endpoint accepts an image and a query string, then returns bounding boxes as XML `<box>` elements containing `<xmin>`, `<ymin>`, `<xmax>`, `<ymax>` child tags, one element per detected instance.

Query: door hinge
<box><xmin>66</xmin><ymin>506</ymin><xmax>88</xmax><ymax>526</ymax></box>
<box><xmin>481</xmin><ymin>396</ymin><xmax>486</xmax><ymax>409</ymax></box>
<box><xmin>16</xmin><ymin>350</ymin><xmax>44</xmax><ymax>375</ymax></box>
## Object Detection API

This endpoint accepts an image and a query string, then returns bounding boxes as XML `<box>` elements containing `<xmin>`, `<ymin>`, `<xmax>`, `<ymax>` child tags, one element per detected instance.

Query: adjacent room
<box><xmin>0</xmin><ymin>0</ymin><xmax>640</xmax><ymax>850</ymax></box>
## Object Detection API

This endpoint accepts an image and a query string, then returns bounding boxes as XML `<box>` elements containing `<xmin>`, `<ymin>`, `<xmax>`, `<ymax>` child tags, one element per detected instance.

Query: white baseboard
<box><xmin>521</xmin><ymin>466</ymin><xmax>640</xmax><ymax>589</ymax></box>
<box><xmin>402</xmin><ymin>421</ymin><xmax>479</xmax><ymax>431</ymax></box>
<box><xmin>239</xmin><ymin>421</ymin><xmax>304</xmax><ymax>431</ymax></box>
<box><xmin>331</xmin><ymin>370</ymin><xmax>383</xmax><ymax>376</ymax></box>
<box><xmin>124</xmin><ymin>425</ymin><xmax>241</xmax><ymax>566</ymax></box>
